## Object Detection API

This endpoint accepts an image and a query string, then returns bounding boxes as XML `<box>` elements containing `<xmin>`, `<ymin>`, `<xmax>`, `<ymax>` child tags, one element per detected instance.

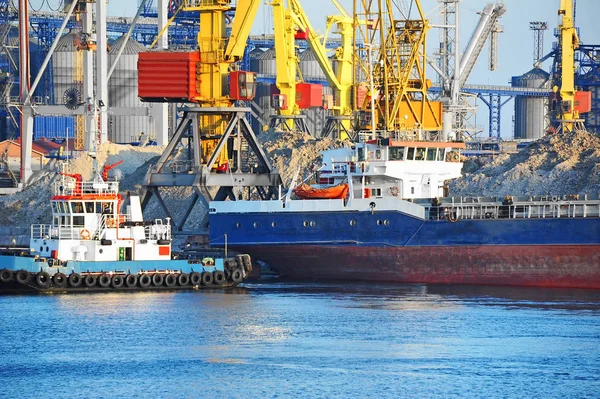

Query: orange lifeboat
<box><xmin>293</xmin><ymin>182</ymin><xmax>349</xmax><ymax>200</ymax></box>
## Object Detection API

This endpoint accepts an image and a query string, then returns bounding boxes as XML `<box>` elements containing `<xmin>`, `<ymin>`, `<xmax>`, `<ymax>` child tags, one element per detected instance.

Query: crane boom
<box><xmin>556</xmin><ymin>0</ymin><xmax>580</xmax><ymax>131</ymax></box>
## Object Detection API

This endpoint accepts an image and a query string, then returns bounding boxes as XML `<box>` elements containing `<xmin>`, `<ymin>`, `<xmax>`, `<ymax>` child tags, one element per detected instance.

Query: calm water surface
<box><xmin>1</xmin><ymin>281</ymin><xmax>599</xmax><ymax>398</ymax></box>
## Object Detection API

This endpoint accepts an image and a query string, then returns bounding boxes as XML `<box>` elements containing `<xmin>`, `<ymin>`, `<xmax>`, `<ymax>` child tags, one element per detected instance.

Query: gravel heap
<box><xmin>450</xmin><ymin>130</ymin><xmax>600</xmax><ymax>196</ymax></box>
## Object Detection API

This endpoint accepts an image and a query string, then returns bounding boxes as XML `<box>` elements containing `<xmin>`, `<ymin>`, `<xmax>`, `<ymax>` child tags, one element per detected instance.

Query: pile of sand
<box><xmin>450</xmin><ymin>130</ymin><xmax>600</xmax><ymax>196</ymax></box>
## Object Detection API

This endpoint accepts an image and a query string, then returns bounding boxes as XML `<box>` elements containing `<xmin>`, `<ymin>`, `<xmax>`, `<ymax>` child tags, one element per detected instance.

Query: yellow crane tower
<box><xmin>270</xmin><ymin>0</ymin><xmax>309</xmax><ymax>133</ymax></box>
<box><xmin>289</xmin><ymin>0</ymin><xmax>355</xmax><ymax>140</ymax></box>
<box><xmin>139</xmin><ymin>0</ymin><xmax>282</xmax><ymax>229</ymax></box>
<box><xmin>553</xmin><ymin>0</ymin><xmax>589</xmax><ymax>132</ymax></box>
<box><xmin>353</xmin><ymin>0</ymin><xmax>443</xmax><ymax>136</ymax></box>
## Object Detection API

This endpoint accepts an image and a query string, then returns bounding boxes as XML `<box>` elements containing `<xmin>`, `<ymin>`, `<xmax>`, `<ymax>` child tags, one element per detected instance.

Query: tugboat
<box><xmin>0</xmin><ymin>161</ymin><xmax>252</xmax><ymax>293</ymax></box>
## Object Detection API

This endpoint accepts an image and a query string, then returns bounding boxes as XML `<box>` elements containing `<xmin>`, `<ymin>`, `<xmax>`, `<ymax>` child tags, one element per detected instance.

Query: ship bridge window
<box><xmin>357</xmin><ymin>147</ymin><xmax>365</xmax><ymax>161</ymax></box>
<box><xmin>85</xmin><ymin>202</ymin><xmax>95</xmax><ymax>213</ymax></box>
<box><xmin>71</xmin><ymin>201</ymin><xmax>84</xmax><ymax>214</ymax></box>
<box><xmin>57</xmin><ymin>202</ymin><xmax>68</xmax><ymax>214</ymax></box>
<box><xmin>375</xmin><ymin>149</ymin><xmax>382</xmax><ymax>160</ymax></box>
<box><xmin>415</xmin><ymin>148</ymin><xmax>426</xmax><ymax>161</ymax></box>
<box><xmin>51</xmin><ymin>202</ymin><xmax>58</xmax><ymax>213</ymax></box>
<box><xmin>426</xmin><ymin>148</ymin><xmax>437</xmax><ymax>161</ymax></box>
<box><xmin>389</xmin><ymin>147</ymin><xmax>405</xmax><ymax>160</ymax></box>
<box><xmin>407</xmin><ymin>147</ymin><xmax>415</xmax><ymax>160</ymax></box>
<box><xmin>73</xmin><ymin>216</ymin><xmax>84</xmax><ymax>226</ymax></box>
<box><xmin>437</xmin><ymin>149</ymin><xmax>444</xmax><ymax>161</ymax></box>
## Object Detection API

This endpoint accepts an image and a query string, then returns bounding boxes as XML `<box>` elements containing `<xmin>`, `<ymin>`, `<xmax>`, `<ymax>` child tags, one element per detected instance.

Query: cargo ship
<box><xmin>0</xmin><ymin>162</ymin><xmax>252</xmax><ymax>293</ymax></box>
<box><xmin>209</xmin><ymin>133</ymin><xmax>600</xmax><ymax>289</ymax></box>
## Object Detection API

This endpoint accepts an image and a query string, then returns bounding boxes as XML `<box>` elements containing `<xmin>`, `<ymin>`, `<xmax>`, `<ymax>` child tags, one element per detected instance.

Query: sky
<box><xmin>105</xmin><ymin>0</ymin><xmax>600</xmax><ymax>138</ymax></box>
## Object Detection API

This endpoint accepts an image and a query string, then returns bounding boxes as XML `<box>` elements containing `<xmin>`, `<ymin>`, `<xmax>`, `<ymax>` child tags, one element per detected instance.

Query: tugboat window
<box><xmin>415</xmin><ymin>148</ymin><xmax>426</xmax><ymax>161</ymax></box>
<box><xmin>85</xmin><ymin>202</ymin><xmax>94</xmax><ymax>213</ymax></box>
<box><xmin>407</xmin><ymin>147</ymin><xmax>415</xmax><ymax>160</ymax></box>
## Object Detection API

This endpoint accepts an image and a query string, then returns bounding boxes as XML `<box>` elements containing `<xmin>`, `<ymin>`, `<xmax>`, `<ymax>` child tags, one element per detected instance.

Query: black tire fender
<box><xmin>52</xmin><ymin>272</ymin><xmax>67</xmax><ymax>288</ymax></box>
<box><xmin>165</xmin><ymin>274</ymin><xmax>177</xmax><ymax>287</ymax></box>
<box><xmin>177</xmin><ymin>273</ymin><xmax>190</xmax><ymax>286</ymax></box>
<box><xmin>190</xmin><ymin>272</ymin><xmax>201</xmax><ymax>286</ymax></box>
<box><xmin>98</xmin><ymin>273</ymin><xmax>111</xmax><ymax>288</ymax></box>
<box><xmin>16</xmin><ymin>269</ymin><xmax>31</xmax><ymax>285</ymax></box>
<box><xmin>139</xmin><ymin>274</ymin><xmax>151</xmax><ymax>288</ymax></box>
<box><xmin>201</xmin><ymin>271</ymin><xmax>213</xmax><ymax>286</ymax></box>
<box><xmin>231</xmin><ymin>268</ymin><xmax>243</xmax><ymax>284</ymax></box>
<box><xmin>68</xmin><ymin>273</ymin><xmax>82</xmax><ymax>288</ymax></box>
<box><xmin>111</xmin><ymin>275</ymin><xmax>124</xmax><ymax>289</ymax></box>
<box><xmin>213</xmin><ymin>270</ymin><xmax>226</xmax><ymax>286</ymax></box>
<box><xmin>0</xmin><ymin>268</ymin><xmax>12</xmax><ymax>283</ymax></box>
<box><xmin>151</xmin><ymin>273</ymin><xmax>164</xmax><ymax>286</ymax></box>
<box><xmin>125</xmin><ymin>274</ymin><xmax>138</xmax><ymax>288</ymax></box>
<box><xmin>84</xmin><ymin>274</ymin><xmax>97</xmax><ymax>287</ymax></box>
<box><xmin>35</xmin><ymin>271</ymin><xmax>50</xmax><ymax>288</ymax></box>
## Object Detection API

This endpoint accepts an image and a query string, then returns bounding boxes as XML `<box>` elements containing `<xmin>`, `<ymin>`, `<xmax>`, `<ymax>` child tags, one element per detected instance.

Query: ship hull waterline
<box><xmin>229</xmin><ymin>244</ymin><xmax>600</xmax><ymax>289</ymax></box>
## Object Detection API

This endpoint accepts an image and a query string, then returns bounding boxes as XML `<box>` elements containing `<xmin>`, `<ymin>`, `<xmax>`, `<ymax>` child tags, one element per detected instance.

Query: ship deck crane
<box><xmin>139</xmin><ymin>0</ymin><xmax>282</xmax><ymax>232</ymax></box>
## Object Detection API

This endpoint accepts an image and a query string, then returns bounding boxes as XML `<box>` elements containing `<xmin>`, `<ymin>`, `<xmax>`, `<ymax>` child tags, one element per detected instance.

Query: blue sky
<box><xmin>107</xmin><ymin>0</ymin><xmax>600</xmax><ymax>138</ymax></box>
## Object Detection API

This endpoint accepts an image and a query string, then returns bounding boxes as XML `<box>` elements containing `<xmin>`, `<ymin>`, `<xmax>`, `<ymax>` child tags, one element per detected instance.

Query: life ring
<box><xmin>390</xmin><ymin>186</ymin><xmax>399</xmax><ymax>197</ymax></box>
<box><xmin>106</xmin><ymin>218</ymin><xmax>117</xmax><ymax>228</ymax></box>
<box><xmin>80</xmin><ymin>229</ymin><xmax>91</xmax><ymax>240</ymax></box>
<box><xmin>448</xmin><ymin>211</ymin><xmax>459</xmax><ymax>223</ymax></box>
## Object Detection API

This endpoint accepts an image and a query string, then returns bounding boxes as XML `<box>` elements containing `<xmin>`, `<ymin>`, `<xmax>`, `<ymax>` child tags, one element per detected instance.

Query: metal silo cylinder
<box><xmin>511</xmin><ymin>67</ymin><xmax>550</xmax><ymax>140</ymax></box>
<box><xmin>248</xmin><ymin>47</ymin><xmax>265</xmax><ymax>74</ymax></box>
<box><xmin>299</xmin><ymin>48</ymin><xmax>327</xmax><ymax>82</ymax></box>
<box><xmin>108</xmin><ymin>35</ymin><xmax>151</xmax><ymax>143</ymax></box>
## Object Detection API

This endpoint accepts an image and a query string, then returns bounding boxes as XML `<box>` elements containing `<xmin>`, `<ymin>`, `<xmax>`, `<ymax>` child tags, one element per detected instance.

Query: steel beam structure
<box><xmin>140</xmin><ymin>107</ymin><xmax>282</xmax><ymax>232</ymax></box>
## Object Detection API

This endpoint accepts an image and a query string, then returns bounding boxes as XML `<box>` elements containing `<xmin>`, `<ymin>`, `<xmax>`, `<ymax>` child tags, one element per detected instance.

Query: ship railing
<box><xmin>31</xmin><ymin>224</ymin><xmax>92</xmax><ymax>240</ymax></box>
<box><xmin>53</xmin><ymin>180</ymin><xmax>119</xmax><ymax>196</ymax></box>
<box><xmin>425</xmin><ymin>201</ymin><xmax>600</xmax><ymax>221</ymax></box>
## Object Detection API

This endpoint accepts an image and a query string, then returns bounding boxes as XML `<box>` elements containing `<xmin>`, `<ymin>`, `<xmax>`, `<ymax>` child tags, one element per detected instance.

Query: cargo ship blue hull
<box><xmin>209</xmin><ymin>201</ymin><xmax>600</xmax><ymax>289</ymax></box>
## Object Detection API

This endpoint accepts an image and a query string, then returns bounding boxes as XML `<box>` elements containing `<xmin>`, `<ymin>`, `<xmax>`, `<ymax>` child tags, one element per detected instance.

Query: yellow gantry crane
<box><xmin>353</xmin><ymin>0</ymin><xmax>442</xmax><ymax>135</ymax></box>
<box><xmin>553</xmin><ymin>0</ymin><xmax>589</xmax><ymax>132</ymax></box>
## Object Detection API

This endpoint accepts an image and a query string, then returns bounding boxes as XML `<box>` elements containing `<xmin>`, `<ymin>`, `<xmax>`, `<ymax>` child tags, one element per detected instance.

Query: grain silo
<box><xmin>53</xmin><ymin>32</ymin><xmax>81</xmax><ymax>108</ymax></box>
<box><xmin>108</xmin><ymin>35</ymin><xmax>152</xmax><ymax>143</ymax></box>
<box><xmin>299</xmin><ymin>48</ymin><xmax>327</xmax><ymax>82</ymax></box>
<box><xmin>252</xmin><ymin>48</ymin><xmax>277</xmax><ymax>133</ymax></box>
<box><xmin>512</xmin><ymin>67</ymin><xmax>550</xmax><ymax>140</ymax></box>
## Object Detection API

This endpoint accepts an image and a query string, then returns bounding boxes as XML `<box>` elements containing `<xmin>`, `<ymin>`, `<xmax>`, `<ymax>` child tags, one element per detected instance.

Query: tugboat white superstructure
<box><xmin>0</xmin><ymin>161</ymin><xmax>252</xmax><ymax>293</ymax></box>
